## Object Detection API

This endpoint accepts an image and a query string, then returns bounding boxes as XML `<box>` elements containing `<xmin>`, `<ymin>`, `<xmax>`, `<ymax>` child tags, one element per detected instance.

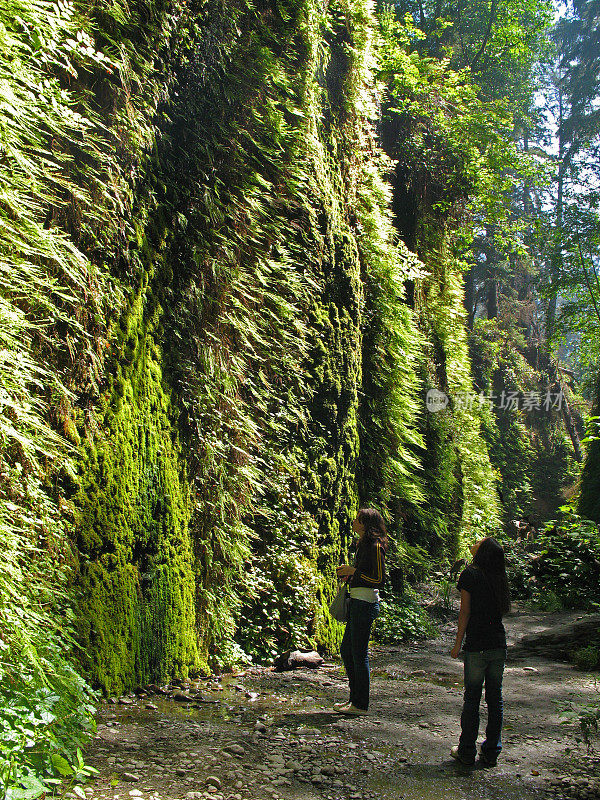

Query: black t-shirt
<box><xmin>457</xmin><ymin>565</ymin><xmax>506</xmax><ymax>651</ymax></box>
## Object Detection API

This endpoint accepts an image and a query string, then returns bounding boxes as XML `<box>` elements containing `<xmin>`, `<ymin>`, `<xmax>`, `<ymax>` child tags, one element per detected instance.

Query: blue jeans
<box><xmin>458</xmin><ymin>648</ymin><xmax>506</xmax><ymax>763</ymax></box>
<box><xmin>340</xmin><ymin>598</ymin><xmax>379</xmax><ymax>710</ymax></box>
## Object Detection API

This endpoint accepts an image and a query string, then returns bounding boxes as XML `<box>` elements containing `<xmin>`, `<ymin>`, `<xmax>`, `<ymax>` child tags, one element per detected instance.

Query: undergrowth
<box><xmin>507</xmin><ymin>512</ymin><xmax>600</xmax><ymax>611</ymax></box>
<box><xmin>374</xmin><ymin>588</ymin><xmax>438</xmax><ymax>644</ymax></box>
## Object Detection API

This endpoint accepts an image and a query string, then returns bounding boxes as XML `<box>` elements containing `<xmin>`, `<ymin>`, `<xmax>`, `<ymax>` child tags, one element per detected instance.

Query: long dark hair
<box><xmin>472</xmin><ymin>537</ymin><xmax>511</xmax><ymax>615</ymax></box>
<box><xmin>357</xmin><ymin>508</ymin><xmax>389</xmax><ymax>552</ymax></box>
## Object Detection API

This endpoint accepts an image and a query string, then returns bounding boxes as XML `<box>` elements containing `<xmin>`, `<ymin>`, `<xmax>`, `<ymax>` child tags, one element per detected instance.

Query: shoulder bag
<box><xmin>329</xmin><ymin>582</ymin><xmax>349</xmax><ymax>622</ymax></box>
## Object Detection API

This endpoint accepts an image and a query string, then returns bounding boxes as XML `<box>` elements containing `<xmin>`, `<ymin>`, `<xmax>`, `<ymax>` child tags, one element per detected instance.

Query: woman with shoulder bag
<box><xmin>334</xmin><ymin>508</ymin><xmax>387</xmax><ymax>716</ymax></box>
<box><xmin>450</xmin><ymin>536</ymin><xmax>511</xmax><ymax>767</ymax></box>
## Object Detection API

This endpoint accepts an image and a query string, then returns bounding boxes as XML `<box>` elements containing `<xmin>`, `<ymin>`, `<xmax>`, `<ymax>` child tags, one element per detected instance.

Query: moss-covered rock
<box><xmin>76</xmin><ymin>270</ymin><xmax>201</xmax><ymax>694</ymax></box>
<box><xmin>3</xmin><ymin>0</ymin><xmax>514</xmax><ymax>699</ymax></box>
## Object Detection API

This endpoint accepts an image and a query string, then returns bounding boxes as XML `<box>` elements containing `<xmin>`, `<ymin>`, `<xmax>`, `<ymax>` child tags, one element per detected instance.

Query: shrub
<box><xmin>571</xmin><ymin>645</ymin><xmax>600</xmax><ymax>672</ymax></box>
<box><xmin>506</xmin><ymin>512</ymin><xmax>600</xmax><ymax>611</ymax></box>
<box><xmin>373</xmin><ymin>590</ymin><xmax>438</xmax><ymax>644</ymax></box>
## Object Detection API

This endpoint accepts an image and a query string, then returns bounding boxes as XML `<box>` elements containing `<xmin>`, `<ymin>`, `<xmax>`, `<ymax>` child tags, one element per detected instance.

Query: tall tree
<box><xmin>542</xmin><ymin>0</ymin><xmax>600</xmax><ymax>342</ymax></box>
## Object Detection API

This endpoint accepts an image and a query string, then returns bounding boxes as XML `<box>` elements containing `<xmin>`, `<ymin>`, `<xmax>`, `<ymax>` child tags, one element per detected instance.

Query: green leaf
<box><xmin>6</xmin><ymin>774</ymin><xmax>47</xmax><ymax>800</ymax></box>
<box><xmin>50</xmin><ymin>754</ymin><xmax>73</xmax><ymax>776</ymax></box>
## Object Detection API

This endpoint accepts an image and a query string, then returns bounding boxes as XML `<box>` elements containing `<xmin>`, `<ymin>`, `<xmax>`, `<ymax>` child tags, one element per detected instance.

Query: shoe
<box><xmin>478</xmin><ymin>750</ymin><xmax>497</xmax><ymax>767</ymax></box>
<box><xmin>450</xmin><ymin>745</ymin><xmax>475</xmax><ymax>766</ymax></box>
<box><xmin>333</xmin><ymin>702</ymin><xmax>351</xmax><ymax>712</ymax></box>
<box><xmin>338</xmin><ymin>704</ymin><xmax>369</xmax><ymax>716</ymax></box>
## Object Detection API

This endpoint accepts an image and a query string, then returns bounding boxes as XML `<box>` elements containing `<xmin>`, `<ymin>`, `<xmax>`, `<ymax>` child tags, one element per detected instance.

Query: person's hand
<box><xmin>336</xmin><ymin>565</ymin><xmax>355</xmax><ymax>578</ymax></box>
<box><xmin>450</xmin><ymin>645</ymin><xmax>461</xmax><ymax>659</ymax></box>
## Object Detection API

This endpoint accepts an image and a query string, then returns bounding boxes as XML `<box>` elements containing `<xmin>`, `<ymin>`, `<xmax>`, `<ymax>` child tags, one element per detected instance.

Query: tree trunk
<box><xmin>486</xmin><ymin>278</ymin><xmax>498</xmax><ymax>319</ymax></box>
<box><xmin>547</xmin><ymin>83</ymin><xmax>565</xmax><ymax>344</ymax></box>
<box><xmin>579</xmin><ymin>367</ymin><xmax>600</xmax><ymax>522</ymax></box>
<box><xmin>560</xmin><ymin>388</ymin><xmax>583</xmax><ymax>463</ymax></box>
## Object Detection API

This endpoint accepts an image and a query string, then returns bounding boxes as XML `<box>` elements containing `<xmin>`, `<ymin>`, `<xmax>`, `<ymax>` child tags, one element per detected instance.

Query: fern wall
<box><xmin>1</xmin><ymin>0</ymin><xmax>505</xmax><ymax>698</ymax></box>
<box><xmin>381</xmin><ymin>115</ymin><xmax>501</xmax><ymax>556</ymax></box>
<box><xmin>469</xmin><ymin>321</ymin><xmax>578</xmax><ymax>524</ymax></box>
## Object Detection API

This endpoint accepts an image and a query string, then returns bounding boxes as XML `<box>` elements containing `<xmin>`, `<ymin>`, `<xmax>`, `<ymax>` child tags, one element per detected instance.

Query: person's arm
<box><xmin>450</xmin><ymin>589</ymin><xmax>471</xmax><ymax>658</ymax></box>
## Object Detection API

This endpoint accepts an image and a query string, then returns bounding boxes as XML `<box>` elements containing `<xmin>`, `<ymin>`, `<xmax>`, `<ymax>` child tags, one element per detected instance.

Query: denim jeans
<box><xmin>458</xmin><ymin>648</ymin><xmax>506</xmax><ymax>763</ymax></box>
<box><xmin>340</xmin><ymin>598</ymin><xmax>379</xmax><ymax>710</ymax></box>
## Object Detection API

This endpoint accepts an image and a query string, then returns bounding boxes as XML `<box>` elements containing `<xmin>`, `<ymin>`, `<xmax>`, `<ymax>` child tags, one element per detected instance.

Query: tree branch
<box><xmin>471</xmin><ymin>0</ymin><xmax>498</xmax><ymax>71</ymax></box>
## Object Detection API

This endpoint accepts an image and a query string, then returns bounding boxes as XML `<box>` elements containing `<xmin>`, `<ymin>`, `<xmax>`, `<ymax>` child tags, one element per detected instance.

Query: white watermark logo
<box><xmin>426</xmin><ymin>388</ymin><xmax>450</xmax><ymax>413</ymax></box>
<box><xmin>426</xmin><ymin>389</ymin><xmax>565</xmax><ymax>413</ymax></box>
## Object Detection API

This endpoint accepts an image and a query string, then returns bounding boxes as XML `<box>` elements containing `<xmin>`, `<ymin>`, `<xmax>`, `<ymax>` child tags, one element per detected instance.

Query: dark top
<box><xmin>349</xmin><ymin>538</ymin><xmax>386</xmax><ymax>590</ymax></box>
<box><xmin>457</xmin><ymin>565</ymin><xmax>506</xmax><ymax>651</ymax></box>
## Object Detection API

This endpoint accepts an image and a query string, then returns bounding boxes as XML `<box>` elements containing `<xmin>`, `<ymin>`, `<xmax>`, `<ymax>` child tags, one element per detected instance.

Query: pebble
<box><xmin>122</xmin><ymin>774</ymin><xmax>140</xmax><ymax>783</ymax></box>
<box><xmin>223</xmin><ymin>744</ymin><xmax>245</xmax><ymax>756</ymax></box>
<box><xmin>296</xmin><ymin>726</ymin><xmax>318</xmax><ymax>736</ymax></box>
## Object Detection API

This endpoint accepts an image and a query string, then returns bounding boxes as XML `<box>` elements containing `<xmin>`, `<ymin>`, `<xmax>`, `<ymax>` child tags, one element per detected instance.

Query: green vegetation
<box><xmin>75</xmin><ymin>282</ymin><xmax>201</xmax><ymax>694</ymax></box>
<box><xmin>580</xmin><ymin>381</ymin><xmax>600</xmax><ymax>522</ymax></box>
<box><xmin>374</xmin><ymin>591</ymin><xmax>438</xmax><ymax>644</ymax></box>
<box><xmin>2</xmin><ymin>0</ymin><xmax>600</xmax><ymax>793</ymax></box>
<box><xmin>0</xmin><ymin>0</ymin><xmax>109</xmax><ymax>792</ymax></box>
<box><xmin>507</xmin><ymin>513</ymin><xmax>600</xmax><ymax>611</ymax></box>
<box><xmin>469</xmin><ymin>319</ymin><xmax>578</xmax><ymax>523</ymax></box>
<box><xmin>570</xmin><ymin>644</ymin><xmax>600</xmax><ymax>672</ymax></box>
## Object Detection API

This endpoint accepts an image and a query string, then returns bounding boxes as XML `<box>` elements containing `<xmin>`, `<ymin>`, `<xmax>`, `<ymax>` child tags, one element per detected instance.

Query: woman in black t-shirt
<box><xmin>449</xmin><ymin>537</ymin><xmax>511</xmax><ymax>767</ymax></box>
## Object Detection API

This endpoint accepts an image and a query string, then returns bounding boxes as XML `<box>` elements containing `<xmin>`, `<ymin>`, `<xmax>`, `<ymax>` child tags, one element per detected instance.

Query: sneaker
<box><xmin>450</xmin><ymin>745</ymin><xmax>475</xmax><ymax>766</ymax></box>
<box><xmin>333</xmin><ymin>702</ymin><xmax>352</xmax><ymax>712</ymax></box>
<box><xmin>338</xmin><ymin>704</ymin><xmax>369</xmax><ymax>716</ymax></box>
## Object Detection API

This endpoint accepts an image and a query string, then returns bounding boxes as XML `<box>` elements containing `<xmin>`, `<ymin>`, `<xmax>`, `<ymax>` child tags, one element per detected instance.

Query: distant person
<box><xmin>334</xmin><ymin>508</ymin><xmax>387</xmax><ymax>715</ymax></box>
<box><xmin>449</xmin><ymin>537</ymin><xmax>511</xmax><ymax>767</ymax></box>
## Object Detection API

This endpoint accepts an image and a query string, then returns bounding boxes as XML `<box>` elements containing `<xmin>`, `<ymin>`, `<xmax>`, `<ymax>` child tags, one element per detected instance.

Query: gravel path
<box><xmin>76</xmin><ymin>610</ymin><xmax>599</xmax><ymax>800</ymax></box>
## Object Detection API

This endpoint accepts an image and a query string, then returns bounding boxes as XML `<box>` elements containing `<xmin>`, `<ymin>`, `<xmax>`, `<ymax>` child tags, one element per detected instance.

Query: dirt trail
<box><xmin>79</xmin><ymin>610</ymin><xmax>599</xmax><ymax>800</ymax></box>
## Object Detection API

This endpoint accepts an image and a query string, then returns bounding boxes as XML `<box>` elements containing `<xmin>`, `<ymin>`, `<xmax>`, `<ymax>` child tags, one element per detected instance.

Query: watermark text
<box><xmin>426</xmin><ymin>388</ymin><xmax>565</xmax><ymax>413</ymax></box>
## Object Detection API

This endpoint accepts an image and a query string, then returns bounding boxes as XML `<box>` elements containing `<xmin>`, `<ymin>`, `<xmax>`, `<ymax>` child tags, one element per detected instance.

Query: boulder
<box><xmin>273</xmin><ymin>649</ymin><xmax>324</xmax><ymax>672</ymax></box>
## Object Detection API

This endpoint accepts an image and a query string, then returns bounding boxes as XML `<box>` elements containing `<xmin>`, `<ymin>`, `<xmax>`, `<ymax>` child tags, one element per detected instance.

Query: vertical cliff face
<box><xmin>2</xmin><ymin>0</ymin><xmax>501</xmax><ymax>698</ymax></box>
<box><xmin>379</xmin><ymin>114</ymin><xmax>501</xmax><ymax>557</ymax></box>
<box><xmin>65</xmin><ymin>0</ymin><xmax>426</xmax><ymax>690</ymax></box>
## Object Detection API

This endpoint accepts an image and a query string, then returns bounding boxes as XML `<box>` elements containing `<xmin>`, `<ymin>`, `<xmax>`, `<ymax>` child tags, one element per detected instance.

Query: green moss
<box><xmin>75</xmin><ymin>267</ymin><xmax>200</xmax><ymax>694</ymax></box>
